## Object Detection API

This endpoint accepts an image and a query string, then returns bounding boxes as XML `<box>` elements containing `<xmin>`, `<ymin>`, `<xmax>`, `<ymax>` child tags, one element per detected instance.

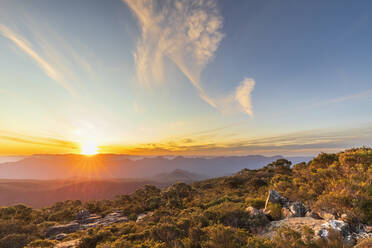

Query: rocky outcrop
<box><xmin>263</xmin><ymin>217</ymin><xmax>326</xmax><ymax>238</ymax></box>
<box><xmin>262</xmin><ymin>190</ymin><xmax>370</xmax><ymax>246</ymax></box>
<box><xmin>136</xmin><ymin>212</ymin><xmax>153</xmax><ymax>223</ymax></box>
<box><xmin>319</xmin><ymin>220</ymin><xmax>355</xmax><ymax>246</ymax></box>
<box><xmin>288</xmin><ymin>202</ymin><xmax>307</xmax><ymax>217</ymax></box>
<box><xmin>265</xmin><ymin>190</ymin><xmax>308</xmax><ymax>218</ymax></box>
<box><xmin>47</xmin><ymin>210</ymin><xmax>128</xmax><ymax>238</ymax></box>
<box><xmin>265</xmin><ymin>190</ymin><xmax>288</xmax><ymax>209</ymax></box>
<box><xmin>46</xmin><ymin>222</ymin><xmax>80</xmax><ymax>237</ymax></box>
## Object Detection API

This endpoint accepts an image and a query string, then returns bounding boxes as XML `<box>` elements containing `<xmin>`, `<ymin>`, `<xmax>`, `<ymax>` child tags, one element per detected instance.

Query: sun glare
<box><xmin>80</xmin><ymin>142</ymin><xmax>98</xmax><ymax>156</ymax></box>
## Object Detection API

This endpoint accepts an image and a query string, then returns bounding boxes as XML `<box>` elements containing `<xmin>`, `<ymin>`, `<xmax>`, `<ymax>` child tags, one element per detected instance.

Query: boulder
<box><xmin>265</xmin><ymin>190</ymin><xmax>288</xmax><ymax>209</ymax></box>
<box><xmin>288</xmin><ymin>202</ymin><xmax>307</xmax><ymax>217</ymax></box>
<box><xmin>46</xmin><ymin>221</ymin><xmax>80</xmax><ymax>237</ymax></box>
<box><xmin>318</xmin><ymin>220</ymin><xmax>355</xmax><ymax>246</ymax></box>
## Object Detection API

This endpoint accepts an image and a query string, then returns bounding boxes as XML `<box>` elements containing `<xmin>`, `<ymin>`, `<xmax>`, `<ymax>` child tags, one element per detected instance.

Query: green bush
<box><xmin>0</xmin><ymin>234</ymin><xmax>30</xmax><ymax>248</ymax></box>
<box><xmin>266</xmin><ymin>203</ymin><xmax>282</xmax><ymax>221</ymax></box>
<box><xmin>245</xmin><ymin>197</ymin><xmax>265</xmax><ymax>209</ymax></box>
<box><xmin>26</xmin><ymin>239</ymin><xmax>57</xmax><ymax>248</ymax></box>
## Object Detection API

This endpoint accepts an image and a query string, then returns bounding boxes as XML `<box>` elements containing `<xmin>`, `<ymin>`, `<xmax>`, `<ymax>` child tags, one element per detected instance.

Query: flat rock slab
<box><xmin>262</xmin><ymin>217</ymin><xmax>327</xmax><ymax>238</ymax></box>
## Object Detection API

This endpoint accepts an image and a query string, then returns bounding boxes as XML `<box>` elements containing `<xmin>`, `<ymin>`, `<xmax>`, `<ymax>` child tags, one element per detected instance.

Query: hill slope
<box><xmin>0</xmin><ymin>154</ymin><xmax>288</xmax><ymax>179</ymax></box>
<box><xmin>0</xmin><ymin>148</ymin><xmax>370</xmax><ymax>247</ymax></box>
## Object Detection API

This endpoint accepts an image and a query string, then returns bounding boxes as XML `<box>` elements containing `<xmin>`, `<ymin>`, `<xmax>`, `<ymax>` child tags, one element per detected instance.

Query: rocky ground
<box><xmin>250</xmin><ymin>190</ymin><xmax>372</xmax><ymax>246</ymax></box>
<box><xmin>47</xmin><ymin>210</ymin><xmax>153</xmax><ymax>247</ymax></box>
<box><xmin>47</xmin><ymin>190</ymin><xmax>371</xmax><ymax>247</ymax></box>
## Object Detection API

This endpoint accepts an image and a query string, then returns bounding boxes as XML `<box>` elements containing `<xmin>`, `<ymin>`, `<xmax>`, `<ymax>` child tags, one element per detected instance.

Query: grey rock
<box><xmin>47</xmin><ymin>211</ymin><xmax>129</xmax><ymax>237</ymax></box>
<box><xmin>327</xmin><ymin>220</ymin><xmax>351</xmax><ymax>237</ymax></box>
<box><xmin>265</xmin><ymin>190</ymin><xmax>288</xmax><ymax>209</ymax></box>
<box><xmin>288</xmin><ymin>202</ymin><xmax>307</xmax><ymax>217</ymax></box>
<box><xmin>55</xmin><ymin>233</ymin><xmax>68</xmax><ymax>241</ymax></box>
<box><xmin>46</xmin><ymin>222</ymin><xmax>80</xmax><ymax>237</ymax></box>
<box><xmin>136</xmin><ymin>212</ymin><xmax>153</xmax><ymax>223</ymax></box>
<box><xmin>318</xmin><ymin>220</ymin><xmax>355</xmax><ymax>246</ymax></box>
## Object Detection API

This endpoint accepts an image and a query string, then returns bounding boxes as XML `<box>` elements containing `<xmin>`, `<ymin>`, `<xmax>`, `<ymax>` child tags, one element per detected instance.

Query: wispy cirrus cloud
<box><xmin>0</xmin><ymin>24</ymin><xmax>76</xmax><ymax>96</ymax></box>
<box><xmin>124</xmin><ymin>0</ymin><xmax>257</xmax><ymax>115</ymax></box>
<box><xmin>0</xmin><ymin>130</ymin><xmax>78</xmax><ymax>150</ymax></box>
<box><xmin>123</xmin><ymin>0</ymin><xmax>224</xmax><ymax>107</ymax></box>
<box><xmin>0</xmin><ymin>8</ymin><xmax>96</xmax><ymax>97</ymax></box>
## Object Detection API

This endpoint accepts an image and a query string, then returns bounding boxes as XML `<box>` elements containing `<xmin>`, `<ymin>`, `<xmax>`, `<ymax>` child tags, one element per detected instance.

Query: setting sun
<box><xmin>80</xmin><ymin>142</ymin><xmax>98</xmax><ymax>156</ymax></box>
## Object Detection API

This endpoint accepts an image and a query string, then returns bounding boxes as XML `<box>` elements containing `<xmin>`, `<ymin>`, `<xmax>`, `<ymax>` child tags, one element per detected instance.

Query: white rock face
<box><xmin>318</xmin><ymin>220</ymin><xmax>355</xmax><ymax>246</ymax></box>
<box><xmin>47</xmin><ymin>211</ymin><xmax>128</xmax><ymax>238</ymax></box>
<box><xmin>136</xmin><ymin>212</ymin><xmax>153</xmax><ymax>223</ymax></box>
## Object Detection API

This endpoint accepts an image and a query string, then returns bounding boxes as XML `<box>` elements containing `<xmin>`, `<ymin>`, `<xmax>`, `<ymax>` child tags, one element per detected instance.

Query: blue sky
<box><xmin>0</xmin><ymin>0</ymin><xmax>372</xmax><ymax>156</ymax></box>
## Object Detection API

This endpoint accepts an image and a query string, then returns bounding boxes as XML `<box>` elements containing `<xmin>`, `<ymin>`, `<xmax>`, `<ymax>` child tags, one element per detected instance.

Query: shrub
<box><xmin>246</xmin><ymin>236</ymin><xmax>273</xmax><ymax>248</ymax></box>
<box><xmin>245</xmin><ymin>197</ymin><xmax>265</xmax><ymax>209</ymax></box>
<box><xmin>151</xmin><ymin>223</ymin><xmax>182</xmax><ymax>243</ymax></box>
<box><xmin>0</xmin><ymin>234</ymin><xmax>30</xmax><ymax>248</ymax></box>
<box><xmin>272</xmin><ymin>226</ymin><xmax>305</xmax><ymax>248</ymax></box>
<box><xmin>266</xmin><ymin>203</ymin><xmax>282</xmax><ymax>221</ymax></box>
<box><xmin>26</xmin><ymin>239</ymin><xmax>57</xmax><ymax>248</ymax></box>
<box><xmin>203</xmin><ymin>225</ymin><xmax>248</xmax><ymax>248</ymax></box>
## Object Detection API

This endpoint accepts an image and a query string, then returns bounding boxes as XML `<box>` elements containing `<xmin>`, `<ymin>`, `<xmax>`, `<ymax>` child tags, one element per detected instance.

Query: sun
<box><xmin>80</xmin><ymin>142</ymin><xmax>99</xmax><ymax>156</ymax></box>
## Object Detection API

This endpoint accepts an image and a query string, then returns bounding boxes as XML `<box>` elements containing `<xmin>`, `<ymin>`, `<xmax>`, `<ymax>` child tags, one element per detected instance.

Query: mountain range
<box><xmin>0</xmin><ymin>154</ymin><xmax>311</xmax><ymax>180</ymax></box>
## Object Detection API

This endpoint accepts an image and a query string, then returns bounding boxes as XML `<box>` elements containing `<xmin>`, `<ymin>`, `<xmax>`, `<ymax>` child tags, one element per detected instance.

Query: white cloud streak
<box><xmin>0</xmin><ymin>24</ymin><xmax>76</xmax><ymax>96</ymax></box>
<box><xmin>235</xmin><ymin>78</ymin><xmax>255</xmax><ymax>116</ymax></box>
<box><xmin>123</xmin><ymin>0</ymin><xmax>224</xmax><ymax>107</ymax></box>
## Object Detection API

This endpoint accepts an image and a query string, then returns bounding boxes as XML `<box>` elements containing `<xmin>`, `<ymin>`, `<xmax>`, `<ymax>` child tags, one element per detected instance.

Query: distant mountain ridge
<box><xmin>0</xmin><ymin>154</ymin><xmax>312</xmax><ymax>180</ymax></box>
<box><xmin>152</xmin><ymin>169</ymin><xmax>206</xmax><ymax>183</ymax></box>
<box><xmin>0</xmin><ymin>178</ymin><xmax>170</xmax><ymax>208</ymax></box>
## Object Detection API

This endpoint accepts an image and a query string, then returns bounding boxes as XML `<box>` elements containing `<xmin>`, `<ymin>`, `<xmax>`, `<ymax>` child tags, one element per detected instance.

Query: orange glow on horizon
<box><xmin>80</xmin><ymin>142</ymin><xmax>99</xmax><ymax>156</ymax></box>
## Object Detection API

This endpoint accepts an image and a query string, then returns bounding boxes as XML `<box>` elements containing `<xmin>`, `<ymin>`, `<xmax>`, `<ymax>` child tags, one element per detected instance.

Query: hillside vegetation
<box><xmin>0</xmin><ymin>148</ymin><xmax>371</xmax><ymax>247</ymax></box>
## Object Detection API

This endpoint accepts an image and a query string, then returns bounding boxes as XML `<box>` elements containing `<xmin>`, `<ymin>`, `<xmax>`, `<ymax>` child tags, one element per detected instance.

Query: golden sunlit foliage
<box><xmin>0</xmin><ymin>148</ymin><xmax>370</xmax><ymax>247</ymax></box>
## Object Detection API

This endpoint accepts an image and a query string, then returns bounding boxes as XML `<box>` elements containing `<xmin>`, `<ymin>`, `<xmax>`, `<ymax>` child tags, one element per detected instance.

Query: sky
<box><xmin>0</xmin><ymin>0</ymin><xmax>372</xmax><ymax>156</ymax></box>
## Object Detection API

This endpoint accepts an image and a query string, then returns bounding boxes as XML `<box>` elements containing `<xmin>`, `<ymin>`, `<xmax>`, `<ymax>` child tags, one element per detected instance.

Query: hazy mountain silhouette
<box><xmin>0</xmin><ymin>178</ymin><xmax>170</xmax><ymax>208</ymax></box>
<box><xmin>152</xmin><ymin>169</ymin><xmax>206</xmax><ymax>183</ymax></box>
<box><xmin>0</xmin><ymin>154</ymin><xmax>312</xmax><ymax>180</ymax></box>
